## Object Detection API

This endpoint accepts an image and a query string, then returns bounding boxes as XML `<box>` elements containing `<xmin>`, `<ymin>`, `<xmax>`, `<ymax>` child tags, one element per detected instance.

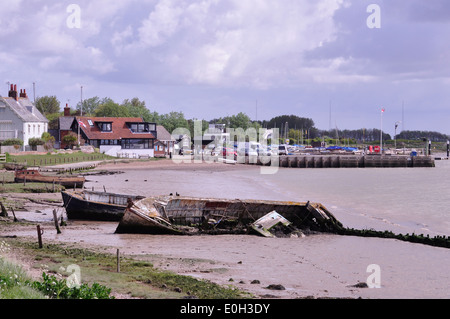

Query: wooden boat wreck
<box><xmin>61</xmin><ymin>189</ymin><xmax>145</xmax><ymax>221</ymax></box>
<box><xmin>115</xmin><ymin>195</ymin><xmax>344</xmax><ymax>237</ymax></box>
<box><xmin>14</xmin><ymin>169</ymin><xmax>85</xmax><ymax>188</ymax></box>
<box><xmin>4</xmin><ymin>162</ymin><xmax>27</xmax><ymax>171</ymax></box>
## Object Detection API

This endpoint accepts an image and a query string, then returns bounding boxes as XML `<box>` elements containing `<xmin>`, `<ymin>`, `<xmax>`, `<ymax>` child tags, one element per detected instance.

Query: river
<box><xmin>9</xmin><ymin>158</ymin><xmax>450</xmax><ymax>299</ymax></box>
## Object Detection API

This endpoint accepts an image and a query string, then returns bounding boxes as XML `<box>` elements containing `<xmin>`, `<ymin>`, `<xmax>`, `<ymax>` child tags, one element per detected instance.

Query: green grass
<box><xmin>8</xmin><ymin>151</ymin><xmax>114</xmax><ymax>167</ymax></box>
<box><xmin>0</xmin><ymin>242</ymin><xmax>46</xmax><ymax>299</ymax></box>
<box><xmin>0</xmin><ymin>170</ymin><xmax>65</xmax><ymax>194</ymax></box>
<box><xmin>2</xmin><ymin>239</ymin><xmax>250</xmax><ymax>299</ymax></box>
<box><xmin>0</xmin><ymin>182</ymin><xmax>65</xmax><ymax>194</ymax></box>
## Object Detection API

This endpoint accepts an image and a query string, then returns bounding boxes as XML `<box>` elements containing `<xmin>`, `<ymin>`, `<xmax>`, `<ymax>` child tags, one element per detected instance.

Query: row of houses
<box><xmin>0</xmin><ymin>84</ymin><xmax>175</xmax><ymax>157</ymax></box>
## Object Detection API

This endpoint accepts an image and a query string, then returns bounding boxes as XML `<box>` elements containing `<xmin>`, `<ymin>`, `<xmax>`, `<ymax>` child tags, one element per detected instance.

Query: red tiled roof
<box><xmin>75</xmin><ymin>117</ymin><xmax>155</xmax><ymax>140</ymax></box>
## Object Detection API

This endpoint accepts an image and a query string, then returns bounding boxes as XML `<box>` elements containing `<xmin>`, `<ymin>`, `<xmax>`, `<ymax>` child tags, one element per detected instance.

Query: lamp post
<box><xmin>380</xmin><ymin>108</ymin><xmax>385</xmax><ymax>153</ymax></box>
<box><xmin>394</xmin><ymin>121</ymin><xmax>401</xmax><ymax>152</ymax></box>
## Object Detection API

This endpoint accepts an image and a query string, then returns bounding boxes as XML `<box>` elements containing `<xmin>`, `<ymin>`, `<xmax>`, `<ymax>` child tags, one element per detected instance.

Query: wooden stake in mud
<box><xmin>117</xmin><ymin>249</ymin><xmax>120</xmax><ymax>273</ymax></box>
<box><xmin>36</xmin><ymin>225</ymin><xmax>44</xmax><ymax>248</ymax></box>
<box><xmin>10</xmin><ymin>207</ymin><xmax>18</xmax><ymax>222</ymax></box>
<box><xmin>0</xmin><ymin>201</ymin><xmax>7</xmax><ymax>217</ymax></box>
<box><xmin>53</xmin><ymin>209</ymin><xmax>61</xmax><ymax>234</ymax></box>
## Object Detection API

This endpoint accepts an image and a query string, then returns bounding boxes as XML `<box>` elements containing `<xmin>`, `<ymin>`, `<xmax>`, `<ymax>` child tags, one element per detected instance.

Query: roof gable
<box><xmin>1</xmin><ymin>96</ymin><xmax>48</xmax><ymax>123</ymax></box>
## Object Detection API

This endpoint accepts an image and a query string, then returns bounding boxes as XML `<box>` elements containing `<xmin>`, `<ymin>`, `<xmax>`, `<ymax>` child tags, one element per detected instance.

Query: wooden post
<box><xmin>116</xmin><ymin>249</ymin><xmax>120</xmax><ymax>273</ymax></box>
<box><xmin>10</xmin><ymin>207</ymin><xmax>18</xmax><ymax>222</ymax></box>
<box><xmin>0</xmin><ymin>201</ymin><xmax>8</xmax><ymax>217</ymax></box>
<box><xmin>53</xmin><ymin>210</ymin><xmax>61</xmax><ymax>234</ymax></box>
<box><xmin>37</xmin><ymin>225</ymin><xmax>43</xmax><ymax>248</ymax></box>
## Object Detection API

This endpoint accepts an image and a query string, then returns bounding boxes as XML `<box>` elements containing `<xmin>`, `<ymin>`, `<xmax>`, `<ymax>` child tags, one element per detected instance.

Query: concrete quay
<box><xmin>247</xmin><ymin>154</ymin><xmax>435</xmax><ymax>168</ymax></box>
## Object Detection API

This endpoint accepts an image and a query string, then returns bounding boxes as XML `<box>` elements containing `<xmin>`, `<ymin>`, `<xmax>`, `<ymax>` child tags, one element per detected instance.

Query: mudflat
<box><xmin>2</xmin><ymin>159</ymin><xmax>449</xmax><ymax>299</ymax></box>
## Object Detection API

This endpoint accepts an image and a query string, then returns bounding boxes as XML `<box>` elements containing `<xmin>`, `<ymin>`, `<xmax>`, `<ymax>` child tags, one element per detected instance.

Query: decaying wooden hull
<box><xmin>14</xmin><ymin>169</ymin><xmax>85</xmax><ymax>188</ymax></box>
<box><xmin>62</xmin><ymin>190</ymin><xmax>145</xmax><ymax>221</ymax></box>
<box><xmin>115</xmin><ymin>196</ymin><xmax>343</xmax><ymax>236</ymax></box>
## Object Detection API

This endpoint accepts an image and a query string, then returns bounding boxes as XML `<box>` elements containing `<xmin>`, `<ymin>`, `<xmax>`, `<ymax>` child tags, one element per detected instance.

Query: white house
<box><xmin>0</xmin><ymin>84</ymin><xmax>48</xmax><ymax>150</ymax></box>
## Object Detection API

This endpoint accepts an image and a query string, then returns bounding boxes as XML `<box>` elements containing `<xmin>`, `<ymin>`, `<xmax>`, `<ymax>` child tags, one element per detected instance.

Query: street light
<box><xmin>394</xmin><ymin>121</ymin><xmax>401</xmax><ymax>152</ymax></box>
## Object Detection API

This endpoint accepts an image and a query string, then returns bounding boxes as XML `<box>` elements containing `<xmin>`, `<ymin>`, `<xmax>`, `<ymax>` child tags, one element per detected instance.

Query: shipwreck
<box><xmin>115</xmin><ymin>195</ymin><xmax>343</xmax><ymax>237</ymax></box>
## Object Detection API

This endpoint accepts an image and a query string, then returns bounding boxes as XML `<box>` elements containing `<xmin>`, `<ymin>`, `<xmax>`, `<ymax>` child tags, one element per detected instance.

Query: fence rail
<box><xmin>0</xmin><ymin>154</ymin><xmax>6</xmax><ymax>163</ymax></box>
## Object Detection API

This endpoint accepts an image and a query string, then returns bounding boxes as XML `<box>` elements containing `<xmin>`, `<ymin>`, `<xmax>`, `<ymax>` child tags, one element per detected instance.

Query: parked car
<box><xmin>271</xmin><ymin>145</ymin><xmax>287</xmax><ymax>155</ymax></box>
<box><xmin>222</xmin><ymin>147</ymin><xmax>237</xmax><ymax>159</ymax></box>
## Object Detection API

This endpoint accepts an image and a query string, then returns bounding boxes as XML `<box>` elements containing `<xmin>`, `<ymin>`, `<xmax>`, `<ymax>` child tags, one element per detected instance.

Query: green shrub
<box><xmin>31</xmin><ymin>272</ymin><xmax>114</xmax><ymax>299</ymax></box>
<box><xmin>1</xmin><ymin>138</ymin><xmax>23</xmax><ymax>146</ymax></box>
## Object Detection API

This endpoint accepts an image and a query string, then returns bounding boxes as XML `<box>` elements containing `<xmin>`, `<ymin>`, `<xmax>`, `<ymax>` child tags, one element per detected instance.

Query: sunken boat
<box><xmin>14</xmin><ymin>169</ymin><xmax>85</xmax><ymax>188</ymax></box>
<box><xmin>115</xmin><ymin>195</ymin><xmax>344</xmax><ymax>236</ymax></box>
<box><xmin>62</xmin><ymin>189</ymin><xmax>145</xmax><ymax>221</ymax></box>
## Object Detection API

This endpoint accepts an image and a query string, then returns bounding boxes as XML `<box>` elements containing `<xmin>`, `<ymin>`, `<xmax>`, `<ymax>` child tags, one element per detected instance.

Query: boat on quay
<box><xmin>115</xmin><ymin>195</ymin><xmax>343</xmax><ymax>236</ymax></box>
<box><xmin>14</xmin><ymin>169</ymin><xmax>85</xmax><ymax>188</ymax></box>
<box><xmin>61</xmin><ymin>189</ymin><xmax>145</xmax><ymax>221</ymax></box>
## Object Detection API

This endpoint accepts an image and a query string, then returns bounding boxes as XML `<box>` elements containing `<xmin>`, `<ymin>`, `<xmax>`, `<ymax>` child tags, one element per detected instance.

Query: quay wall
<box><xmin>245</xmin><ymin>155</ymin><xmax>435</xmax><ymax>168</ymax></box>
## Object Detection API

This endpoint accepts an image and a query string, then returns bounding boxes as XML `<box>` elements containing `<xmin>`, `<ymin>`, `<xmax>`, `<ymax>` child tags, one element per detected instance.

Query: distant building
<box><xmin>155</xmin><ymin>125</ymin><xmax>176</xmax><ymax>156</ymax></box>
<box><xmin>58</xmin><ymin>104</ymin><xmax>75</xmax><ymax>149</ymax></box>
<box><xmin>70</xmin><ymin>116</ymin><xmax>157</xmax><ymax>157</ymax></box>
<box><xmin>0</xmin><ymin>84</ymin><xmax>48</xmax><ymax>150</ymax></box>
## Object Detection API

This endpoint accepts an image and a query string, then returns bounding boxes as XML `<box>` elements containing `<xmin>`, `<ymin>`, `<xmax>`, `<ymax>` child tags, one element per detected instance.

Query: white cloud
<box><xmin>115</xmin><ymin>0</ymin><xmax>347</xmax><ymax>88</ymax></box>
<box><xmin>137</xmin><ymin>0</ymin><xmax>184</xmax><ymax>48</ymax></box>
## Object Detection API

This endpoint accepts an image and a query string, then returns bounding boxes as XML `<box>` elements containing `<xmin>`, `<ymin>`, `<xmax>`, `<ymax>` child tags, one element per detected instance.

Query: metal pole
<box><xmin>380</xmin><ymin>109</ymin><xmax>383</xmax><ymax>153</ymax></box>
<box><xmin>80</xmin><ymin>85</ymin><xmax>83</xmax><ymax>116</ymax></box>
<box><xmin>447</xmin><ymin>140</ymin><xmax>449</xmax><ymax>158</ymax></box>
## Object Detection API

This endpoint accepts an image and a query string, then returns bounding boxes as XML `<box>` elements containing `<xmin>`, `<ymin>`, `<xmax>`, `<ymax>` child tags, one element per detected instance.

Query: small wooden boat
<box><xmin>61</xmin><ymin>189</ymin><xmax>145</xmax><ymax>221</ymax></box>
<box><xmin>4</xmin><ymin>162</ymin><xmax>27</xmax><ymax>171</ymax></box>
<box><xmin>115</xmin><ymin>195</ymin><xmax>343</xmax><ymax>236</ymax></box>
<box><xmin>14</xmin><ymin>169</ymin><xmax>85</xmax><ymax>188</ymax></box>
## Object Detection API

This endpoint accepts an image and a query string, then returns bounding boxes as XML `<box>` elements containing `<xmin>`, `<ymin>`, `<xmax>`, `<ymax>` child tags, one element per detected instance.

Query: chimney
<box><xmin>64</xmin><ymin>103</ymin><xmax>71</xmax><ymax>116</ymax></box>
<box><xmin>19</xmin><ymin>89</ymin><xmax>28</xmax><ymax>98</ymax></box>
<box><xmin>8</xmin><ymin>84</ymin><xmax>18</xmax><ymax>101</ymax></box>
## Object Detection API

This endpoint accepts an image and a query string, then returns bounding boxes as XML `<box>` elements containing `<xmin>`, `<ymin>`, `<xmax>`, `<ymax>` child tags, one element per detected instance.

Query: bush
<box><xmin>28</xmin><ymin>138</ymin><xmax>45</xmax><ymax>146</ymax></box>
<box><xmin>31</xmin><ymin>272</ymin><xmax>114</xmax><ymax>299</ymax></box>
<box><xmin>1</xmin><ymin>138</ymin><xmax>23</xmax><ymax>147</ymax></box>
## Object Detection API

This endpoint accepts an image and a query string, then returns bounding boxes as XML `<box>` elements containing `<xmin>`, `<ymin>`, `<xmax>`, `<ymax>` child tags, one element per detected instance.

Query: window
<box><xmin>122</xmin><ymin>139</ymin><xmax>153</xmax><ymax>149</ymax></box>
<box><xmin>88</xmin><ymin>120</ymin><xmax>93</xmax><ymax>126</ymax></box>
<box><xmin>98</xmin><ymin>122</ymin><xmax>112</xmax><ymax>132</ymax></box>
<box><xmin>128</xmin><ymin>122</ymin><xmax>155</xmax><ymax>133</ymax></box>
<box><xmin>100</xmin><ymin>139</ymin><xmax>119</xmax><ymax>145</ymax></box>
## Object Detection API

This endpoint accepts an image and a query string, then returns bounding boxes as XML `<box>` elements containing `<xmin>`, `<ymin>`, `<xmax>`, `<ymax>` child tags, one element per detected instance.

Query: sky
<box><xmin>1</xmin><ymin>0</ymin><xmax>450</xmax><ymax>136</ymax></box>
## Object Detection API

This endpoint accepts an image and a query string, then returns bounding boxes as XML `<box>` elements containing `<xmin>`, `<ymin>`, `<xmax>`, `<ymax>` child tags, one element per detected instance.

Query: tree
<box><xmin>94</xmin><ymin>100</ymin><xmax>130</xmax><ymax>117</ymax></box>
<box><xmin>121</xmin><ymin>98</ymin><xmax>153</xmax><ymax>121</ymax></box>
<box><xmin>41</xmin><ymin>132</ymin><xmax>56</xmax><ymax>151</ymax></box>
<box><xmin>265</xmin><ymin>115</ymin><xmax>315</xmax><ymax>134</ymax></box>
<box><xmin>210</xmin><ymin>112</ymin><xmax>252</xmax><ymax>130</ymax></box>
<box><xmin>36</xmin><ymin>96</ymin><xmax>60</xmax><ymax>115</ymax></box>
<box><xmin>62</xmin><ymin>132</ymin><xmax>78</xmax><ymax>149</ymax></box>
<box><xmin>76</xmin><ymin>96</ymin><xmax>102</xmax><ymax>116</ymax></box>
<box><xmin>159</xmin><ymin>111</ymin><xmax>189</xmax><ymax>134</ymax></box>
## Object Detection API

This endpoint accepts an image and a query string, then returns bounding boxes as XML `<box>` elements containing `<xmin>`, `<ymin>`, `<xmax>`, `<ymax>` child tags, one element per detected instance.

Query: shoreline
<box><xmin>1</xmin><ymin>159</ymin><xmax>449</xmax><ymax>299</ymax></box>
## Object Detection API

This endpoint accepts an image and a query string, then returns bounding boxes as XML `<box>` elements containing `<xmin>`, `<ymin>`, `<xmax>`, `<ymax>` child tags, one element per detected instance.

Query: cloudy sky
<box><xmin>1</xmin><ymin>0</ymin><xmax>450</xmax><ymax>135</ymax></box>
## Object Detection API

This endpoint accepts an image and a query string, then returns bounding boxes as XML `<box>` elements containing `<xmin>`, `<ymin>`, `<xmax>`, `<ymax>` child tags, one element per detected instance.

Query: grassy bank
<box><xmin>7</xmin><ymin>151</ymin><xmax>114</xmax><ymax>167</ymax></box>
<box><xmin>0</xmin><ymin>237</ymin><xmax>249</xmax><ymax>299</ymax></box>
<box><xmin>0</xmin><ymin>241</ymin><xmax>46</xmax><ymax>299</ymax></box>
<box><xmin>0</xmin><ymin>172</ymin><xmax>65</xmax><ymax>194</ymax></box>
